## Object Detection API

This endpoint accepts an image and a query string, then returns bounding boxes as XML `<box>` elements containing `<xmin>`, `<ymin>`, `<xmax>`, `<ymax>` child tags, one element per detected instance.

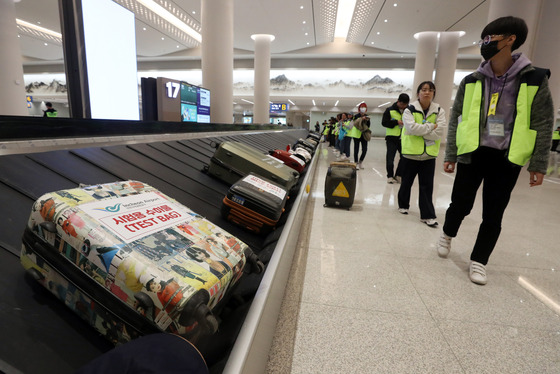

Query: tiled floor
<box><xmin>266</xmin><ymin>139</ymin><xmax>560</xmax><ymax>373</ymax></box>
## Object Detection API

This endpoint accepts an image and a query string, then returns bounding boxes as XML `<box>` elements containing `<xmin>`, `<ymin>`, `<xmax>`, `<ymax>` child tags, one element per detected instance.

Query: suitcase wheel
<box><xmin>244</xmin><ymin>250</ymin><xmax>265</xmax><ymax>274</ymax></box>
<box><xmin>39</xmin><ymin>221</ymin><xmax>57</xmax><ymax>233</ymax></box>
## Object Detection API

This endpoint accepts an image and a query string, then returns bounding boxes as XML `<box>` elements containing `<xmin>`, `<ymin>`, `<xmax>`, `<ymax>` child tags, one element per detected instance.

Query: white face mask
<box><xmin>360</xmin><ymin>107</ymin><xmax>366</xmax><ymax>113</ymax></box>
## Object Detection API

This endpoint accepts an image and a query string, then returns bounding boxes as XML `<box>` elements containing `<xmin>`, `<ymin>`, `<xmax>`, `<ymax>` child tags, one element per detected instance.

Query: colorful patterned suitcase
<box><xmin>221</xmin><ymin>173</ymin><xmax>289</xmax><ymax>235</ymax></box>
<box><xmin>21</xmin><ymin>181</ymin><xmax>263</xmax><ymax>346</ymax></box>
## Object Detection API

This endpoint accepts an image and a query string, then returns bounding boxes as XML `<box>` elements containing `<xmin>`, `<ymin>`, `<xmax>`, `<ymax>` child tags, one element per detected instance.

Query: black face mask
<box><xmin>480</xmin><ymin>40</ymin><xmax>504</xmax><ymax>61</ymax></box>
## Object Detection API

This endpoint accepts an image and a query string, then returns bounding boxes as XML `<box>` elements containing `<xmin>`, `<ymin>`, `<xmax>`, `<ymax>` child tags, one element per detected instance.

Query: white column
<box><xmin>487</xmin><ymin>0</ymin><xmax>543</xmax><ymax>58</ymax></box>
<box><xmin>201</xmin><ymin>0</ymin><xmax>234</xmax><ymax>124</ymax></box>
<box><xmin>412</xmin><ymin>31</ymin><xmax>438</xmax><ymax>94</ymax></box>
<box><xmin>252</xmin><ymin>34</ymin><xmax>274</xmax><ymax>125</ymax></box>
<box><xmin>0</xmin><ymin>0</ymin><xmax>28</xmax><ymax>116</ymax></box>
<box><xmin>434</xmin><ymin>32</ymin><xmax>461</xmax><ymax>116</ymax></box>
<box><xmin>531</xmin><ymin>0</ymin><xmax>560</xmax><ymax>121</ymax></box>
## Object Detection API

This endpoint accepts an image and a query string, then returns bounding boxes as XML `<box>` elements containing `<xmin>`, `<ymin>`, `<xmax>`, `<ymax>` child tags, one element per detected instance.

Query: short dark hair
<box><xmin>481</xmin><ymin>16</ymin><xmax>528</xmax><ymax>51</ymax></box>
<box><xmin>397</xmin><ymin>93</ymin><xmax>410</xmax><ymax>104</ymax></box>
<box><xmin>45</xmin><ymin>102</ymin><xmax>53</xmax><ymax>107</ymax></box>
<box><xmin>416</xmin><ymin>81</ymin><xmax>436</xmax><ymax>97</ymax></box>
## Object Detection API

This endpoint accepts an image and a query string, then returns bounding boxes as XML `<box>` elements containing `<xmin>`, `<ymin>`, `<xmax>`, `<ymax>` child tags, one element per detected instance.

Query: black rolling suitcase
<box><xmin>21</xmin><ymin>180</ymin><xmax>264</xmax><ymax>347</ymax></box>
<box><xmin>205</xmin><ymin>141</ymin><xmax>300</xmax><ymax>191</ymax></box>
<box><xmin>221</xmin><ymin>173</ymin><xmax>289</xmax><ymax>235</ymax></box>
<box><xmin>324</xmin><ymin>162</ymin><xmax>357</xmax><ymax>209</ymax></box>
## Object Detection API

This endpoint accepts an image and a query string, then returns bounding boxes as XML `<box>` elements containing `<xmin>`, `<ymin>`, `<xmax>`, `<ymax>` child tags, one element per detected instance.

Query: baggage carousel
<box><xmin>0</xmin><ymin>116</ymin><xmax>317</xmax><ymax>374</ymax></box>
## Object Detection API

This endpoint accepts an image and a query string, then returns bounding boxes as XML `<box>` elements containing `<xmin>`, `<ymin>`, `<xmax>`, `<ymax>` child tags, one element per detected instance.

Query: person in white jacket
<box><xmin>397</xmin><ymin>81</ymin><xmax>445</xmax><ymax>227</ymax></box>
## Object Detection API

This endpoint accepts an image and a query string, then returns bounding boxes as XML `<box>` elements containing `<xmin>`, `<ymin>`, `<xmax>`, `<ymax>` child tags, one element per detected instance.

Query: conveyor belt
<box><xmin>0</xmin><ymin>128</ymin><xmax>309</xmax><ymax>374</ymax></box>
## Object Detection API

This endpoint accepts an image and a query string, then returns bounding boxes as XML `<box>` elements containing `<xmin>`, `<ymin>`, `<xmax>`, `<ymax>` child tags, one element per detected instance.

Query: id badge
<box><xmin>487</xmin><ymin>117</ymin><xmax>505</xmax><ymax>137</ymax></box>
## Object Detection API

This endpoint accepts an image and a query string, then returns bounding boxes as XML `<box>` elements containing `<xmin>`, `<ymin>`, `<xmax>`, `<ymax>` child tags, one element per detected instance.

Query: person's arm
<box><xmin>424</xmin><ymin>107</ymin><xmax>445</xmax><ymax>141</ymax></box>
<box><xmin>402</xmin><ymin>107</ymin><xmax>437</xmax><ymax>136</ymax></box>
<box><xmin>528</xmin><ymin>74</ymin><xmax>554</xmax><ymax>185</ymax></box>
<box><xmin>381</xmin><ymin>107</ymin><xmax>399</xmax><ymax>128</ymax></box>
<box><xmin>444</xmin><ymin>78</ymin><xmax>466</xmax><ymax>165</ymax></box>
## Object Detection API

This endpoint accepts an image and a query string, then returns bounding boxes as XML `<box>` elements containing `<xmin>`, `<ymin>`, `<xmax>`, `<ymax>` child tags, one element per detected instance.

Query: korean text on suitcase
<box><xmin>21</xmin><ymin>180</ymin><xmax>264</xmax><ymax>346</ymax></box>
<box><xmin>324</xmin><ymin>162</ymin><xmax>357</xmax><ymax>209</ymax></box>
<box><xmin>205</xmin><ymin>141</ymin><xmax>300</xmax><ymax>191</ymax></box>
<box><xmin>221</xmin><ymin>173</ymin><xmax>289</xmax><ymax>235</ymax></box>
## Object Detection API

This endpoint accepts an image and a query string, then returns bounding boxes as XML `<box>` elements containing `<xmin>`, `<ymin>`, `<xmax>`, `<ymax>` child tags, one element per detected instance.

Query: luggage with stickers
<box><xmin>205</xmin><ymin>141</ymin><xmax>300</xmax><ymax>191</ymax></box>
<box><xmin>20</xmin><ymin>180</ymin><xmax>264</xmax><ymax>347</ymax></box>
<box><xmin>324</xmin><ymin>162</ymin><xmax>357</xmax><ymax>209</ymax></box>
<box><xmin>221</xmin><ymin>173</ymin><xmax>289</xmax><ymax>235</ymax></box>
<box><xmin>290</xmin><ymin>147</ymin><xmax>312</xmax><ymax>164</ymax></box>
<box><xmin>269</xmin><ymin>149</ymin><xmax>306</xmax><ymax>174</ymax></box>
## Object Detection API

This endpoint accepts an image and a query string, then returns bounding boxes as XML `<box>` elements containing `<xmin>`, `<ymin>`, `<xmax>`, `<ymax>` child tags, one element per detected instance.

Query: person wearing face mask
<box><xmin>436</xmin><ymin>16</ymin><xmax>554</xmax><ymax>286</ymax></box>
<box><xmin>347</xmin><ymin>102</ymin><xmax>370</xmax><ymax>169</ymax></box>
<box><xmin>397</xmin><ymin>81</ymin><xmax>445</xmax><ymax>227</ymax></box>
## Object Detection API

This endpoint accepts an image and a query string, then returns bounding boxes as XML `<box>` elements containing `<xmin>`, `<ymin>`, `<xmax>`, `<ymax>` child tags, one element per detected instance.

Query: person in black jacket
<box><xmin>43</xmin><ymin>102</ymin><xmax>57</xmax><ymax>117</ymax></box>
<box><xmin>382</xmin><ymin>93</ymin><xmax>409</xmax><ymax>183</ymax></box>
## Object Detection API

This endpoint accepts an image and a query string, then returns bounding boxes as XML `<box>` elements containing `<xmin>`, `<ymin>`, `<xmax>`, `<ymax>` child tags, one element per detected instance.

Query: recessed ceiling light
<box><xmin>371</xmin><ymin>42</ymin><xmax>374</xmax><ymax>44</ymax></box>
<box><xmin>300</xmin><ymin>5</ymin><xmax>304</xmax><ymax>9</ymax></box>
<box><xmin>161</xmin><ymin>37</ymin><xmax>165</xmax><ymax>40</ymax></box>
<box><xmin>143</xmin><ymin>27</ymin><xmax>147</xmax><ymax>31</ymax></box>
<box><xmin>44</xmin><ymin>43</ymin><xmax>48</xmax><ymax>46</ymax></box>
<box><xmin>307</xmin><ymin>42</ymin><xmax>310</xmax><ymax>45</ymax></box>
<box><xmin>394</xmin><ymin>3</ymin><xmax>397</xmax><ymax>6</ymax></box>
<box><xmin>303</xmin><ymin>21</ymin><xmax>306</xmax><ymax>24</ymax></box>
<box><xmin>384</xmin><ymin>19</ymin><xmax>388</xmax><ymax>22</ymax></box>
<box><xmin>192</xmin><ymin>11</ymin><xmax>196</xmax><ymax>14</ymax></box>
<box><xmin>37</xmin><ymin>21</ymin><xmax>41</xmax><ymax>25</ymax></box>
<box><xmin>377</xmin><ymin>32</ymin><xmax>380</xmax><ymax>35</ymax></box>
<box><xmin>305</xmin><ymin>32</ymin><xmax>308</xmax><ymax>35</ymax></box>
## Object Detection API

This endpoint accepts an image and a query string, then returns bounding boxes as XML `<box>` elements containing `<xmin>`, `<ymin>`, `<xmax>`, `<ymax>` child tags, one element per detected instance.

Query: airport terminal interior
<box><xmin>1</xmin><ymin>0</ymin><xmax>560</xmax><ymax>373</ymax></box>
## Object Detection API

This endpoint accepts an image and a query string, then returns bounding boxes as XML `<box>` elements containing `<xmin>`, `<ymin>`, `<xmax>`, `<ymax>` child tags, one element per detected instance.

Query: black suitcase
<box><xmin>324</xmin><ymin>162</ymin><xmax>357</xmax><ymax>209</ymax></box>
<box><xmin>21</xmin><ymin>181</ymin><xmax>264</xmax><ymax>347</ymax></box>
<box><xmin>205</xmin><ymin>141</ymin><xmax>300</xmax><ymax>191</ymax></box>
<box><xmin>307</xmin><ymin>132</ymin><xmax>322</xmax><ymax>142</ymax></box>
<box><xmin>221</xmin><ymin>173</ymin><xmax>289</xmax><ymax>235</ymax></box>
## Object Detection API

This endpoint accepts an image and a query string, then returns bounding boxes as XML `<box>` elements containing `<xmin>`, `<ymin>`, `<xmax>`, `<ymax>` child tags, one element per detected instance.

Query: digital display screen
<box><xmin>180</xmin><ymin>81</ymin><xmax>210</xmax><ymax>123</ymax></box>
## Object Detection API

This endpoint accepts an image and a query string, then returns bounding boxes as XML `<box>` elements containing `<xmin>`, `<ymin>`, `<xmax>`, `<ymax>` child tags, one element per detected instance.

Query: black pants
<box><xmin>353</xmin><ymin>137</ymin><xmax>368</xmax><ymax>163</ymax></box>
<box><xmin>386</xmin><ymin>137</ymin><xmax>402</xmax><ymax>178</ymax></box>
<box><xmin>552</xmin><ymin>139</ymin><xmax>559</xmax><ymax>152</ymax></box>
<box><xmin>397</xmin><ymin>157</ymin><xmax>436</xmax><ymax>220</ymax></box>
<box><xmin>443</xmin><ymin>147</ymin><xmax>521</xmax><ymax>265</ymax></box>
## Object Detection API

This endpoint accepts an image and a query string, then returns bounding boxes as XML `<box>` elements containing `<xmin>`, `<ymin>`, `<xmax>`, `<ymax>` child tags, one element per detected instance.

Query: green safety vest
<box><xmin>553</xmin><ymin>130</ymin><xmax>560</xmax><ymax>140</ymax></box>
<box><xmin>401</xmin><ymin>110</ymin><xmax>440</xmax><ymax>157</ymax></box>
<box><xmin>456</xmin><ymin>68</ymin><xmax>549</xmax><ymax>166</ymax></box>
<box><xmin>387</xmin><ymin>110</ymin><xmax>402</xmax><ymax>136</ymax></box>
<box><xmin>347</xmin><ymin>118</ymin><xmax>362</xmax><ymax>138</ymax></box>
<box><xmin>46</xmin><ymin>111</ymin><xmax>57</xmax><ymax>117</ymax></box>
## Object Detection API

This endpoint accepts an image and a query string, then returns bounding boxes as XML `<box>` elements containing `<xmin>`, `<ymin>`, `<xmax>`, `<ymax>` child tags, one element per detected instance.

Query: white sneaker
<box><xmin>420</xmin><ymin>218</ymin><xmax>438</xmax><ymax>227</ymax></box>
<box><xmin>395</xmin><ymin>176</ymin><xmax>402</xmax><ymax>184</ymax></box>
<box><xmin>469</xmin><ymin>261</ymin><xmax>487</xmax><ymax>285</ymax></box>
<box><xmin>437</xmin><ymin>232</ymin><xmax>452</xmax><ymax>258</ymax></box>
<box><xmin>398</xmin><ymin>208</ymin><xmax>408</xmax><ymax>215</ymax></box>
<box><xmin>387</xmin><ymin>177</ymin><xmax>396</xmax><ymax>184</ymax></box>
<box><xmin>358</xmin><ymin>162</ymin><xmax>363</xmax><ymax>170</ymax></box>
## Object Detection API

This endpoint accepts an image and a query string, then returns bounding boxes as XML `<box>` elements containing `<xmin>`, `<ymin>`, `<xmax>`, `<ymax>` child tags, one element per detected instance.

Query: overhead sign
<box><xmin>270</xmin><ymin>103</ymin><xmax>288</xmax><ymax>113</ymax></box>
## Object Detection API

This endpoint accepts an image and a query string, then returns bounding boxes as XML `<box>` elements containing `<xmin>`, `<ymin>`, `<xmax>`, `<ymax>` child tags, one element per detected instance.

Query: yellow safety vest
<box><xmin>456</xmin><ymin>69</ymin><xmax>549</xmax><ymax>166</ymax></box>
<box><xmin>387</xmin><ymin>110</ymin><xmax>402</xmax><ymax>136</ymax></box>
<box><xmin>401</xmin><ymin>110</ymin><xmax>440</xmax><ymax>157</ymax></box>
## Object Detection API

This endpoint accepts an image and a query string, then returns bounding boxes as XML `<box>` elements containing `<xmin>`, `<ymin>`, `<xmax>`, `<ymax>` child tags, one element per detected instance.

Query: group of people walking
<box><xmin>322</xmin><ymin>16</ymin><xmax>555</xmax><ymax>286</ymax></box>
<box><xmin>321</xmin><ymin>102</ymin><xmax>371</xmax><ymax>169</ymax></box>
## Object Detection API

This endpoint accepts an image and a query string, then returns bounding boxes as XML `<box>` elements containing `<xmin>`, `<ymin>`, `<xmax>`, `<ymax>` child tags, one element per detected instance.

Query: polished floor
<box><xmin>266</xmin><ymin>139</ymin><xmax>560</xmax><ymax>374</ymax></box>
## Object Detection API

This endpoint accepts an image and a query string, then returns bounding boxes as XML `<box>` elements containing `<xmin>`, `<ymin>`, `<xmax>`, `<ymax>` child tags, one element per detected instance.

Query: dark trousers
<box><xmin>353</xmin><ymin>137</ymin><xmax>368</xmax><ymax>163</ymax></box>
<box><xmin>386</xmin><ymin>137</ymin><xmax>402</xmax><ymax>178</ymax></box>
<box><xmin>552</xmin><ymin>139</ymin><xmax>559</xmax><ymax>152</ymax></box>
<box><xmin>397</xmin><ymin>157</ymin><xmax>436</xmax><ymax>220</ymax></box>
<box><xmin>342</xmin><ymin>136</ymin><xmax>352</xmax><ymax>157</ymax></box>
<box><xmin>443</xmin><ymin>147</ymin><xmax>521</xmax><ymax>265</ymax></box>
<box><xmin>329</xmin><ymin>132</ymin><xmax>336</xmax><ymax>147</ymax></box>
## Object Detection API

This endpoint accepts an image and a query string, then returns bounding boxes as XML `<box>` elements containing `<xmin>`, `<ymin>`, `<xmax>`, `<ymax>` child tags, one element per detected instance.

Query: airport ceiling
<box><xmin>14</xmin><ymin>0</ymin><xmax>489</xmax><ymax>114</ymax></box>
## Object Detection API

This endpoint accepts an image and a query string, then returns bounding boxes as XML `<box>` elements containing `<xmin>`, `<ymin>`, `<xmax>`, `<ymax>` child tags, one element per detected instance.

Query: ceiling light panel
<box><xmin>313</xmin><ymin>0</ymin><xmax>338</xmax><ymax>45</ymax></box>
<box><xmin>16</xmin><ymin>20</ymin><xmax>62</xmax><ymax>46</ymax></box>
<box><xmin>114</xmin><ymin>0</ymin><xmax>201</xmax><ymax>48</ymax></box>
<box><xmin>346</xmin><ymin>0</ymin><xmax>383</xmax><ymax>44</ymax></box>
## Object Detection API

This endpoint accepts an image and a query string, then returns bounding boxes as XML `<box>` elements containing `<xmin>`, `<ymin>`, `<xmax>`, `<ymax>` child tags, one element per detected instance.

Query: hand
<box><xmin>443</xmin><ymin>162</ymin><xmax>455</xmax><ymax>173</ymax></box>
<box><xmin>529</xmin><ymin>171</ymin><xmax>544</xmax><ymax>187</ymax></box>
<box><xmin>398</xmin><ymin>120</ymin><xmax>403</xmax><ymax>125</ymax></box>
